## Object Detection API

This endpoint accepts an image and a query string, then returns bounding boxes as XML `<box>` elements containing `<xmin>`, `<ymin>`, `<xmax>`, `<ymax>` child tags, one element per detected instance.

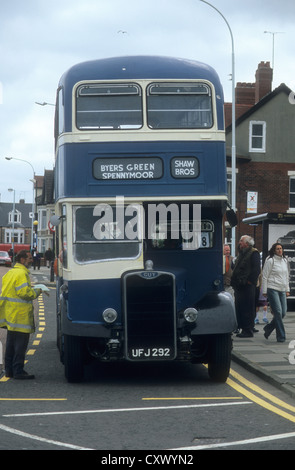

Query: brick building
<box><xmin>225</xmin><ymin>62</ymin><xmax>295</xmax><ymax>253</ymax></box>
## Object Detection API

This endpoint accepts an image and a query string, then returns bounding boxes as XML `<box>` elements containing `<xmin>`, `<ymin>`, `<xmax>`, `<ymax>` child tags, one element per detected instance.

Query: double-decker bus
<box><xmin>53</xmin><ymin>55</ymin><xmax>237</xmax><ymax>382</ymax></box>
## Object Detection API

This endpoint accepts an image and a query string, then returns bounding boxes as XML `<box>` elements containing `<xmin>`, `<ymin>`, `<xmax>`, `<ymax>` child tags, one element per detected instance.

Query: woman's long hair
<box><xmin>268</xmin><ymin>243</ymin><xmax>286</xmax><ymax>258</ymax></box>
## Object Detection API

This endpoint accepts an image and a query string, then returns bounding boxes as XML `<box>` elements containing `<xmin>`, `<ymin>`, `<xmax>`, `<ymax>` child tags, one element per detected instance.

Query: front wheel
<box><xmin>64</xmin><ymin>334</ymin><xmax>84</xmax><ymax>383</ymax></box>
<box><xmin>207</xmin><ymin>334</ymin><xmax>232</xmax><ymax>383</ymax></box>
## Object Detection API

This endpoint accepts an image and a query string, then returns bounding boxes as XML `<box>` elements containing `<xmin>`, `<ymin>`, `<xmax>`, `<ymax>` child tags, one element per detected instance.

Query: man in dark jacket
<box><xmin>231</xmin><ymin>235</ymin><xmax>261</xmax><ymax>337</ymax></box>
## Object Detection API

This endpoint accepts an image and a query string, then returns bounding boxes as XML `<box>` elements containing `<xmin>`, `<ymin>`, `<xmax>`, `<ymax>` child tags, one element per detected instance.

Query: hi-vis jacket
<box><xmin>0</xmin><ymin>263</ymin><xmax>41</xmax><ymax>333</ymax></box>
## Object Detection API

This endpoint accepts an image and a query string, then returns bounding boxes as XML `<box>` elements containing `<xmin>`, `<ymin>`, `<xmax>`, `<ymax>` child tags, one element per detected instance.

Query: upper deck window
<box><xmin>76</xmin><ymin>84</ymin><xmax>142</xmax><ymax>130</ymax></box>
<box><xmin>147</xmin><ymin>82</ymin><xmax>213</xmax><ymax>129</ymax></box>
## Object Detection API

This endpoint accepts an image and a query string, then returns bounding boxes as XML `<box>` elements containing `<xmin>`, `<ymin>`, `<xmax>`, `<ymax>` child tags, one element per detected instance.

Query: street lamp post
<box><xmin>5</xmin><ymin>157</ymin><xmax>36</xmax><ymax>250</ymax></box>
<box><xmin>199</xmin><ymin>0</ymin><xmax>236</xmax><ymax>252</ymax></box>
<box><xmin>8</xmin><ymin>188</ymin><xmax>15</xmax><ymax>261</ymax></box>
<box><xmin>264</xmin><ymin>31</ymin><xmax>284</xmax><ymax>77</ymax></box>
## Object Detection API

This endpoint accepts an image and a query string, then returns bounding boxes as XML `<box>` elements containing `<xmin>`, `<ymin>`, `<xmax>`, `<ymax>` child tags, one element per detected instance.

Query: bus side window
<box><xmin>58</xmin><ymin>88</ymin><xmax>64</xmax><ymax>135</ymax></box>
<box><xmin>62</xmin><ymin>205</ymin><xmax>67</xmax><ymax>269</ymax></box>
<box><xmin>54</xmin><ymin>87</ymin><xmax>64</xmax><ymax>148</ymax></box>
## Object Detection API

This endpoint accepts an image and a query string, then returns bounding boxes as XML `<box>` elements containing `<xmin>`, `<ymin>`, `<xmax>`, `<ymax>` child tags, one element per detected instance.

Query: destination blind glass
<box><xmin>93</xmin><ymin>157</ymin><xmax>163</xmax><ymax>180</ymax></box>
<box><xmin>171</xmin><ymin>157</ymin><xmax>199</xmax><ymax>179</ymax></box>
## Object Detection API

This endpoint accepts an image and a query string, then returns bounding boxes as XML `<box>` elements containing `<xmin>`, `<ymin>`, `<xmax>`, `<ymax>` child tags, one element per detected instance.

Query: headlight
<box><xmin>183</xmin><ymin>307</ymin><xmax>198</xmax><ymax>323</ymax></box>
<box><xmin>102</xmin><ymin>308</ymin><xmax>118</xmax><ymax>324</ymax></box>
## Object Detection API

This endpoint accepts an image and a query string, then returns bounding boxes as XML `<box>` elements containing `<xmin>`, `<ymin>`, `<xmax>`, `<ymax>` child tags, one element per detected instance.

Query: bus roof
<box><xmin>59</xmin><ymin>55</ymin><xmax>223</xmax><ymax>95</ymax></box>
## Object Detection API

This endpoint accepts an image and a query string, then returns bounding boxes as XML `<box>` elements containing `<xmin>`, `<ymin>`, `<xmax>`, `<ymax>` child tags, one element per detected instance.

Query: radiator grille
<box><xmin>123</xmin><ymin>271</ymin><xmax>176</xmax><ymax>361</ymax></box>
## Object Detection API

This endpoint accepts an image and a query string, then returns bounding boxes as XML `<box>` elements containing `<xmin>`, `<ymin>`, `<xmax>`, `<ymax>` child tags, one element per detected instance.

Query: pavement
<box><xmin>1</xmin><ymin>265</ymin><xmax>295</xmax><ymax>398</ymax></box>
<box><xmin>232</xmin><ymin>309</ymin><xmax>295</xmax><ymax>399</ymax></box>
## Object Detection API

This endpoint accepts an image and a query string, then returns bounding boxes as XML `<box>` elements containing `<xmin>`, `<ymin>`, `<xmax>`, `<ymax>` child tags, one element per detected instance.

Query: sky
<box><xmin>1</xmin><ymin>0</ymin><xmax>295</xmax><ymax>203</ymax></box>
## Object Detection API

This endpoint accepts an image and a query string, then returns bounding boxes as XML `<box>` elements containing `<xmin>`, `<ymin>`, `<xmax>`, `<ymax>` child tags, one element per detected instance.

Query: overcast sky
<box><xmin>1</xmin><ymin>0</ymin><xmax>294</xmax><ymax>203</ymax></box>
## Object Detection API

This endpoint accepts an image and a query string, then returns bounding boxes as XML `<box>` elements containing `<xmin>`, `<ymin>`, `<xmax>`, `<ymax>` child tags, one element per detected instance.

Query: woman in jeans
<box><xmin>262</xmin><ymin>243</ymin><xmax>290</xmax><ymax>342</ymax></box>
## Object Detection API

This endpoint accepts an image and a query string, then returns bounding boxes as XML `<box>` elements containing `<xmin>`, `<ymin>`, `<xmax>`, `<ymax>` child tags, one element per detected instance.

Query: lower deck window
<box><xmin>148</xmin><ymin>219</ymin><xmax>214</xmax><ymax>250</ymax></box>
<box><xmin>73</xmin><ymin>205</ymin><xmax>141</xmax><ymax>263</ymax></box>
<box><xmin>74</xmin><ymin>242</ymin><xmax>139</xmax><ymax>263</ymax></box>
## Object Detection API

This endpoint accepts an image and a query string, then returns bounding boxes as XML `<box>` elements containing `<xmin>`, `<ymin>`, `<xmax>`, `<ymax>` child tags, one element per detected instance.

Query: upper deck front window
<box><xmin>147</xmin><ymin>82</ymin><xmax>213</xmax><ymax>129</ymax></box>
<box><xmin>76</xmin><ymin>83</ymin><xmax>142</xmax><ymax>130</ymax></box>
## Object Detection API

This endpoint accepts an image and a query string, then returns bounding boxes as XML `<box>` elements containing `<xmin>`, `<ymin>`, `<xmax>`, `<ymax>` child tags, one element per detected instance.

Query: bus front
<box><xmin>54</xmin><ymin>56</ymin><xmax>236</xmax><ymax>382</ymax></box>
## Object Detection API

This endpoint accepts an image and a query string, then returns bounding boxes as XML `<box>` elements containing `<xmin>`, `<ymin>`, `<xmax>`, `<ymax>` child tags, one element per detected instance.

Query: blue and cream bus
<box><xmin>53</xmin><ymin>56</ymin><xmax>237</xmax><ymax>382</ymax></box>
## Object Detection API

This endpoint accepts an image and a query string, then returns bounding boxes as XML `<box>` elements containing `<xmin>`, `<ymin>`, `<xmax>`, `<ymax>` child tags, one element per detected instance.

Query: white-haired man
<box><xmin>231</xmin><ymin>235</ymin><xmax>261</xmax><ymax>337</ymax></box>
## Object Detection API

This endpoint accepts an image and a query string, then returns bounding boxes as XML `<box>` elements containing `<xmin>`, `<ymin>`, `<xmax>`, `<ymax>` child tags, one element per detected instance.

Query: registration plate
<box><xmin>129</xmin><ymin>347</ymin><xmax>173</xmax><ymax>359</ymax></box>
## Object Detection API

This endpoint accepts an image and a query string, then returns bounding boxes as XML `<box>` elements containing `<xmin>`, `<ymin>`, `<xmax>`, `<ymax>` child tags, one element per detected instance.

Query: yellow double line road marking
<box><xmin>228</xmin><ymin>368</ymin><xmax>295</xmax><ymax>423</ymax></box>
<box><xmin>27</xmin><ymin>293</ymin><xmax>46</xmax><ymax>355</ymax></box>
<box><xmin>142</xmin><ymin>366</ymin><xmax>295</xmax><ymax>424</ymax></box>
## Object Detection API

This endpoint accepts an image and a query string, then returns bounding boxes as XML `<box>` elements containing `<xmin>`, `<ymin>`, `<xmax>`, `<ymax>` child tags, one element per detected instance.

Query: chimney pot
<box><xmin>255</xmin><ymin>61</ymin><xmax>273</xmax><ymax>103</ymax></box>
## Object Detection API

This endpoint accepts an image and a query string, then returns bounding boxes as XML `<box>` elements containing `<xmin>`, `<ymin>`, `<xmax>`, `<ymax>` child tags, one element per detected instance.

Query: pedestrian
<box><xmin>45</xmin><ymin>247</ymin><xmax>54</xmax><ymax>268</ymax></box>
<box><xmin>223</xmin><ymin>244</ymin><xmax>234</xmax><ymax>298</ymax></box>
<box><xmin>0</xmin><ymin>250</ymin><xmax>42</xmax><ymax>379</ymax></box>
<box><xmin>255</xmin><ymin>279</ymin><xmax>268</xmax><ymax>325</ymax></box>
<box><xmin>231</xmin><ymin>235</ymin><xmax>261</xmax><ymax>337</ymax></box>
<box><xmin>32</xmin><ymin>248</ymin><xmax>41</xmax><ymax>270</ymax></box>
<box><xmin>262</xmin><ymin>243</ymin><xmax>290</xmax><ymax>342</ymax></box>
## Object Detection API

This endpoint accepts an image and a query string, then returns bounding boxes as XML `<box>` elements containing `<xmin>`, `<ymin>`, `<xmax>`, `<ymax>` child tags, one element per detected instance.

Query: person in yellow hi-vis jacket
<box><xmin>0</xmin><ymin>250</ymin><xmax>42</xmax><ymax>379</ymax></box>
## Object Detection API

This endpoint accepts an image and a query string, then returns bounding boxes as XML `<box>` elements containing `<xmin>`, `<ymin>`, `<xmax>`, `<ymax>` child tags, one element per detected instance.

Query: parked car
<box><xmin>0</xmin><ymin>251</ymin><xmax>12</xmax><ymax>267</ymax></box>
<box><xmin>277</xmin><ymin>231</ymin><xmax>295</xmax><ymax>249</ymax></box>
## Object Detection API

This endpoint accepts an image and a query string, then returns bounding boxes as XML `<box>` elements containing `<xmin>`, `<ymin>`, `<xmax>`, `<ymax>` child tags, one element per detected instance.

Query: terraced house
<box><xmin>225</xmin><ymin>61</ymin><xmax>295</xmax><ymax>253</ymax></box>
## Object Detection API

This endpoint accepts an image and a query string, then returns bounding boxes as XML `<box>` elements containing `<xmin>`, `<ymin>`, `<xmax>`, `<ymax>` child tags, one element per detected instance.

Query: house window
<box><xmin>290</xmin><ymin>176</ymin><xmax>295</xmax><ymax>210</ymax></box>
<box><xmin>5</xmin><ymin>229</ymin><xmax>24</xmax><ymax>244</ymax></box>
<box><xmin>249</xmin><ymin>121</ymin><xmax>266</xmax><ymax>152</ymax></box>
<box><xmin>8</xmin><ymin>210</ymin><xmax>21</xmax><ymax>225</ymax></box>
<box><xmin>39</xmin><ymin>209</ymin><xmax>47</xmax><ymax>230</ymax></box>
